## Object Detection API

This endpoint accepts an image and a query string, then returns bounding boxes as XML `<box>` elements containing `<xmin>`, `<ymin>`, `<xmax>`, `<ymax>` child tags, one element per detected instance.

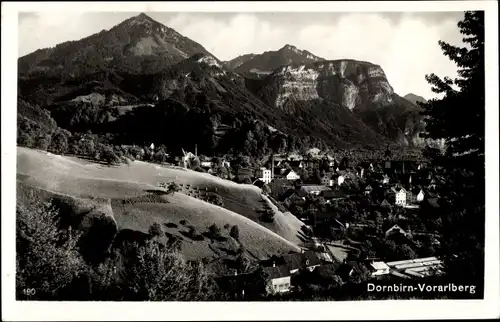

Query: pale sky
<box><xmin>18</xmin><ymin>11</ymin><xmax>466</xmax><ymax>99</ymax></box>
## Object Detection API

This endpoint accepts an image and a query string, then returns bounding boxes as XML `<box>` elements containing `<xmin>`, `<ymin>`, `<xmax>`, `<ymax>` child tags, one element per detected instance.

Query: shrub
<box><xmin>261</xmin><ymin>210</ymin><xmax>275</xmax><ymax>223</ymax></box>
<box><xmin>230</xmin><ymin>225</ymin><xmax>240</xmax><ymax>240</ymax></box>
<box><xmin>180</xmin><ymin>219</ymin><xmax>188</xmax><ymax>226</ymax></box>
<box><xmin>149</xmin><ymin>222</ymin><xmax>163</xmax><ymax>238</ymax></box>
<box><xmin>224</xmin><ymin>223</ymin><xmax>230</xmax><ymax>230</ymax></box>
<box><xmin>207</xmin><ymin>193</ymin><xmax>224</xmax><ymax>206</ymax></box>
<box><xmin>208</xmin><ymin>223</ymin><xmax>221</xmax><ymax>237</ymax></box>
<box><xmin>99</xmin><ymin>144</ymin><xmax>120</xmax><ymax>165</ymax></box>
<box><xmin>16</xmin><ymin>194</ymin><xmax>86</xmax><ymax>300</ymax></box>
<box><xmin>165</xmin><ymin>222</ymin><xmax>178</xmax><ymax>229</ymax></box>
<box><xmin>158</xmin><ymin>181</ymin><xmax>180</xmax><ymax>195</ymax></box>
<box><xmin>35</xmin><ymin>134</ymin><xmax>52</xmax><ymax>150</ymax></box>
<box><xmin>49</xmin><ymin>130</ymin><xmax>70</xmax><ymax>155</ymax></box>
<box><xmin>167</xmin><ymin>182</ymin><xmax>180</xmax><ymax>195</ymax></box>
<box><xmin>117</xmin><ymin>240</ymin><xmax>219</xmax><ymax>301</ymax></box>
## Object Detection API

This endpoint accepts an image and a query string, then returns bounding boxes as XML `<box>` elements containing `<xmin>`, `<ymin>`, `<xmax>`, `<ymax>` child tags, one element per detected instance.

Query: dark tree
<box><xmin>420</xmin><ymin>11</ymin><xmax>485</xmax><ymax>298</ymax></box>
<box><xmin>229</xmin><ymin>225</ymin><xmax>240</xmax><ymax>240</ymax></box>
<box><xmin>148</xmin><ymin>222</ymin><xmax>163</xmax><ymax>238</ymax></box>
<box><xmin>208</xmin><ymin>223</ymin><xmax>221</xmax><ymax>237</ymax></box>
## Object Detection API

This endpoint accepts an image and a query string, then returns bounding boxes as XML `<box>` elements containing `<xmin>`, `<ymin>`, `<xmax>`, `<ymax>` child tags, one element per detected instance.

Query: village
<box><xmin>125</xmin><ymin>143</ymin><xmax>445</xmax><ymax>298</ymax></box>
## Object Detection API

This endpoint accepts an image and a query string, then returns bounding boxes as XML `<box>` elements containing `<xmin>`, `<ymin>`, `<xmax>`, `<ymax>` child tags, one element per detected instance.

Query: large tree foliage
<box><xmin>16</xmin><ymin>194</ymin><xmax>86</xmax><ymax>300</ymax></box>
<box><xmin>420</xmin><ymin>11</ymin><xmax>485</xmax><ymax>298</ymax></box>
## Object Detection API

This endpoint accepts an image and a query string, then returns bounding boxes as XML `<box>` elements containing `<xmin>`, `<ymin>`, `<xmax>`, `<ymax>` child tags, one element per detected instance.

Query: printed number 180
<box><xmin>23</xmin><ymin>288</ymin><xmax>36</xmax><ymax>296</ymax></box>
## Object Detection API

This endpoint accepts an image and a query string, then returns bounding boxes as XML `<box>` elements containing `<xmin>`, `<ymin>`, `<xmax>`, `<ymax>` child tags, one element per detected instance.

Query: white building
<box><xmin>284</xmin><ymin>169</ymin><xmax>300</xmax><ymax>181</ymax></box>
<box><xmin>263</xmin><ymin>265</ymin><xmax>291</xmax><ymax>294</ymax></box>
<box><xmin>200</xmin><ymin>161</ymin><xmax>213</xmax><ymax>168</ymax></box>
<box><xmin>386</xmin><ymin>257</ymin><xmax>443</xmax><ymax>279</ymax></box>
<box><xmin>369</xmin><ymin>261</ymin><xmax>391</xmax><ymax>276</ymax></box>
<box><xmin>416</xmin><ymin>189</ymin><xmax>425</xmax><ymax>202</ymax></box>
<box><xmin>395</xmin><ymin>188</ymin><xmax>407</xmax><ymax>206</ymax></box>
<box><xmin>330</xmin><ymin>174</ymin><xmax>345</xmax><ymax>186</ymax></box>
<box><xmin>258</xmin><ymin>167</ymin><xmax>272</xmax><ymax>184</ymax></box>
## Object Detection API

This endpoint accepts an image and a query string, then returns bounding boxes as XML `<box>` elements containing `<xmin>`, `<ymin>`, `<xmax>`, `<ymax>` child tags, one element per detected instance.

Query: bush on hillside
<box><xmin>165</xmin><ymin>222</ymin><xmax>178</xmax><ymax>229</ymax></box>
<box><xmin>261</xmin><ymin>209</ymin><xmax>275</xmax><ymax>223</ymax></box>
<box><xmin>206</xmin><ymin>192</ymin><xmax>224</xmax><ymax>206</ymax></box>
<box><xmin>184</xmin><ymin>226</ymin><xmax>204</xmax><ymax>241</ymax></box>
<box><xmin>230</xmin><ymin>225</ymin><xmax>240</xmax><ymax>240</ymax></box>
<box><xmin>149</xmin><ymin>222</ymin><xmax>163</xmax><ymax>238</ymax></box>
<box><xmin>208</xmin><ymin>223</ymin><xmax>221</xmax><ymax>238</ymax></box>
<box><xmin>97</xmin><ymin>144</ymin><xmax>121</xmax><ymax>165</ymax></box>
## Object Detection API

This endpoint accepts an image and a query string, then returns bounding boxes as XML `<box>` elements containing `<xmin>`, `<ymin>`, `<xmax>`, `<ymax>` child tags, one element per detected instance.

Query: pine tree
<box><xmin>420</xmin><ymin>11</ymin><xmax>485</xmax><ymax>298</ymax></box>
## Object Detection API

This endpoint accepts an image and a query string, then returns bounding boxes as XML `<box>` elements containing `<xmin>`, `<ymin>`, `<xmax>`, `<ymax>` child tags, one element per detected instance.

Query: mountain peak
<box><xmin>227</xmin><ymin>44</ymin><xmax>325</xmax><ymax>75</ymax></box>
<box><xmin>19</xmin><ymin>11</ymin><xmax>216</xmax><ymax>75</ymax></box>
<box><xmin>136</xmin><ymin>13</ymin><xmax>151</xmax><ymax>19</ymax></box>
<box><xmin>404</xmin><ymin>93</ymin><xmax>428</xmax><ymax>105</ymax></box>
<box><xmin>121</xmin><ymin>12</ymin><xmax>161</xmax><ymax>30</ymax></box>
<box><xmin>282</xmin><ymin>44</ymin><xmax>297</xmax><ymax>50</ymax></box>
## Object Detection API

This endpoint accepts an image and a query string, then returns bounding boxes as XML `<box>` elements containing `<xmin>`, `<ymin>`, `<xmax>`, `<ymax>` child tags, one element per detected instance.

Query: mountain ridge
<box><xmin>17</xmin><ymin>13</ymin><xmax>424</xmax><ymax>155</ymax></box>
<box><xmin>404</xmin><ymin>93</ymin><xmax>428</xmax><ymax>105</ymax></box>
<box><xmin>18</xmin><ymin>13</ymin><xmax>218</xmax><ymax>77</ymax></box>
<box><xmin>226</xmin><ymin>44</ymin><xmax>325</xmax><ymax>79</ymax></box>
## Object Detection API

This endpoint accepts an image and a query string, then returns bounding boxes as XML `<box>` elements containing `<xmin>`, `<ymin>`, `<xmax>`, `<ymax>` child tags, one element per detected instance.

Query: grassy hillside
<box><xmin>16</xmin><ymin>147</ymin><xmax>303</xmax><ymax>262</ymax></box>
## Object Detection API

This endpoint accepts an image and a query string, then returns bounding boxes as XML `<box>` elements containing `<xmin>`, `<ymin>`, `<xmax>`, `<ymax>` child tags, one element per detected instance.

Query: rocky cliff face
<box><xmin>252</xmin><ymin>59</ymin><xmax>425</xmax><ymax>147</ymax></box>
<box><xmin>260</xmin><ymin>60</ymin><xmax>394</xmax><ymax>110</ymax></box>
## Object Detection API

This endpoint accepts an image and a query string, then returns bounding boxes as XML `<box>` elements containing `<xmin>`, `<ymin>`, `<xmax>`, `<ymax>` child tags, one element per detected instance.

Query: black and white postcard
<box><xmin>2</xmin><ymin>1</ymin><xmax>499</xmax><ymax>321</ymax></box>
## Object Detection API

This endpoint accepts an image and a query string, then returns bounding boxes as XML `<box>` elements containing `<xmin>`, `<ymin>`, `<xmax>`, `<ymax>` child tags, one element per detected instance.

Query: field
<box><xmin>16</xmin><ymin>147</ymin><xmax>303</xmax><ymax>264</ymax></box>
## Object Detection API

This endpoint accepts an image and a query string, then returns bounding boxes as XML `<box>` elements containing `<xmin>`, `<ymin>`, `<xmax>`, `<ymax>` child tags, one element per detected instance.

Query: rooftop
<box><xmin>299</xmin><ymin>185</ymin><xmax>331</xmax><ymax>193</ymax></box>
<box><xmin>370</xmin><ymin>261</ymin><xmax>390</xmax><ymax>271</ymax></box>
<box><xmin>263</xmin><ymin>265</ymin><xmax>290</xmax><ymax>279</ymax></box>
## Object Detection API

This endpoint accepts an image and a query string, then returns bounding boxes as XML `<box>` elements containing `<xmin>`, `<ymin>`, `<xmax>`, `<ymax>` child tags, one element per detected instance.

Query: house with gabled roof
<box><xmin>263</xmin><ymin>264</ymin><xmax>291</xmax><ymax>294</ymax></box>
<box><xmin>280</xmin><ymin>169</ymin><xmax>300</xmax><ymax>181</ymax></box>
<box><xmin>385</xmin><ymin>224</ymin><xmax>408</xmax><ymax>238</ymax></box>
<box><xmin>369</xmin><ymin>261</ymin><xmax>391</xmax><ymax>276</ymax></box>
<box><xmin>389</xmin><ymin>186</ymin><xmax>407</xmax><ymax>206</ymax></box>
<box><xmin>282</xmin><ymin>250</ymin><xmax>322</xmax><ymax>274</ymax></box>
<box><xmin>380</xmin><ymin>199</ymin><xmax>392</xmax><ymax>210</ymax></box>
<box><xmin>407</xmin><ymin>187</ymin><xmax>425</xmax><ymax>204</ymax></box>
